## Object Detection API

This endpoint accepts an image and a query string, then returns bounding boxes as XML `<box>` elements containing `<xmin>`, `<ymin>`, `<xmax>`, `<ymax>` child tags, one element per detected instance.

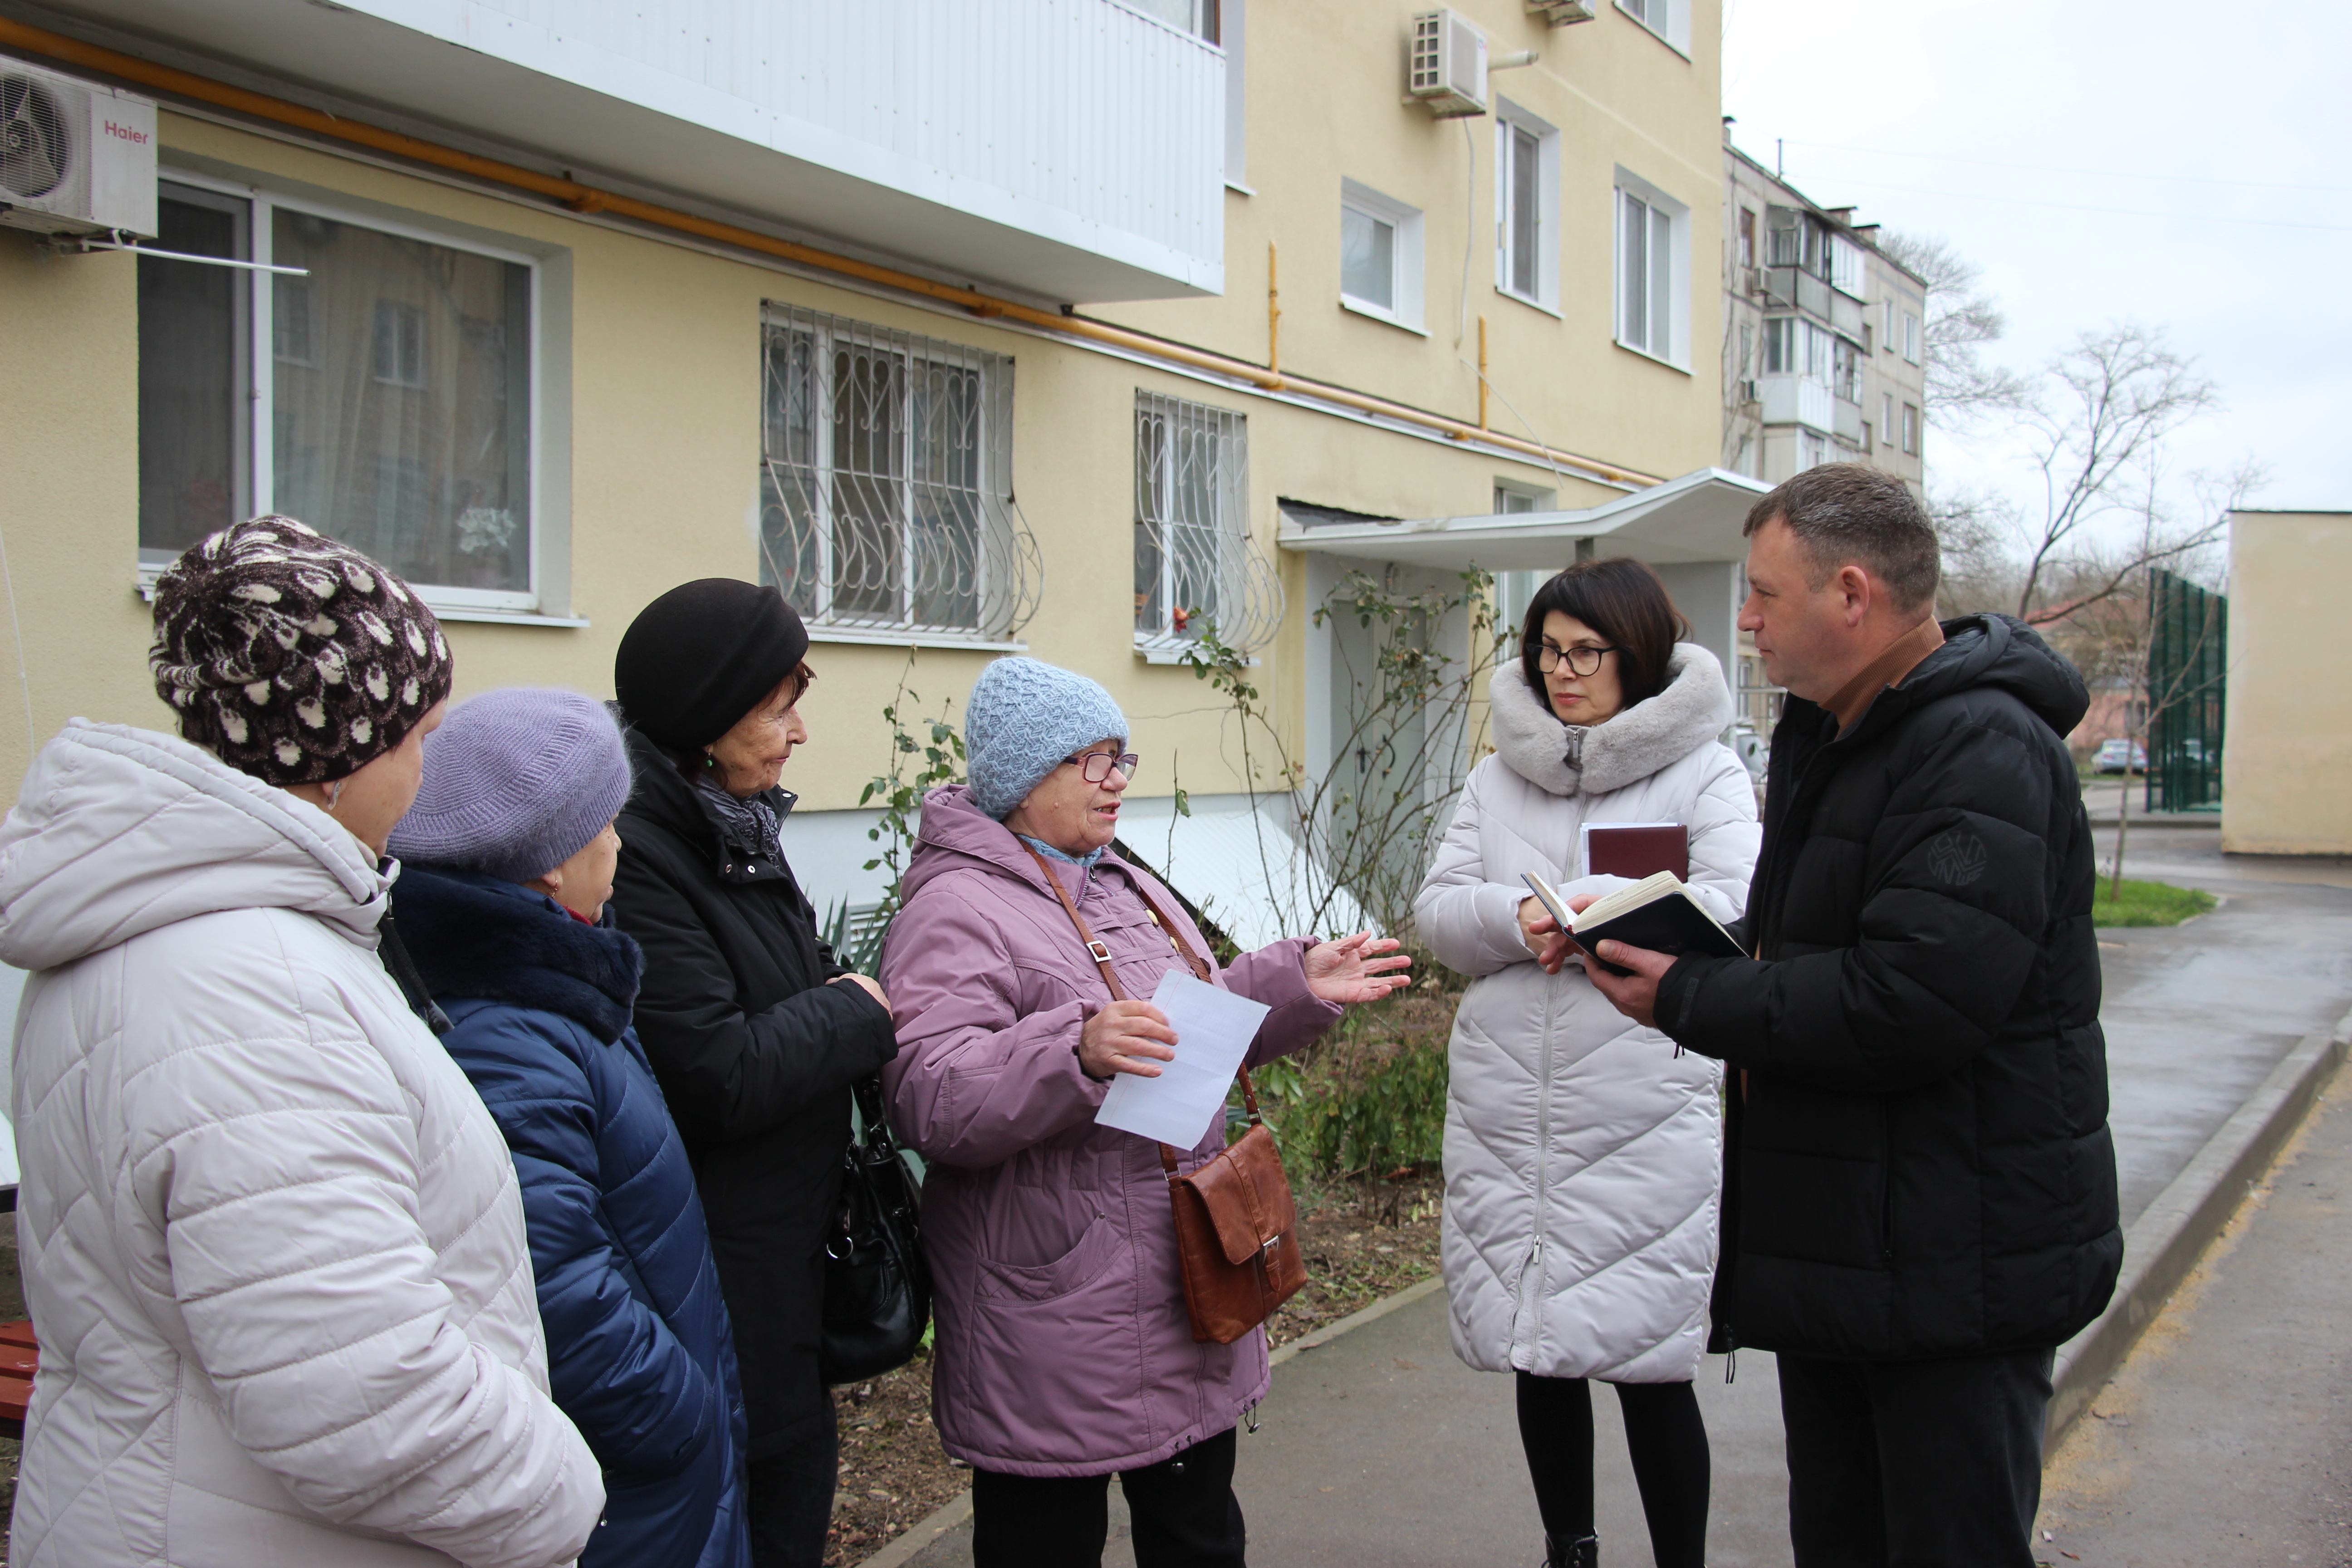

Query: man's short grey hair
<box><xmin>1743</xmin><ymin>464</ymin><xmax>1940</xmax><ymax>612</ymax></box>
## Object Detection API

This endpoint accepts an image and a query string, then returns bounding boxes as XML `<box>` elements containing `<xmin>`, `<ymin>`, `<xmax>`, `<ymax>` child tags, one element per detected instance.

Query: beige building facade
<box><xmin>2222</xmin><ymin>510</ymin><xmax>2352</xmax><ymax>856</ymax></box>
<box><xmin>0</xmin><ymin>0</ymin><xmax>1754</xmax><ymax>936</ymax></box>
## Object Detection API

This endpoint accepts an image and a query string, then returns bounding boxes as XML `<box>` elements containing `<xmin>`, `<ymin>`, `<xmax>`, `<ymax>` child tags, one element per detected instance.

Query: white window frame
<box><xmin>1902</xmin><ymin>310</ymin><xmax>1923</xmax><ymax>365</ymax></box>
<box><xmin>1616</xmin><ymin>0</ymin><xmax>1690</xmax><ymax>54</ymax></box>
<box><xmin>1493</xmin><ymin>480</ymin><xmax>1556</xmax><ymax>515</ymax></box>
<box><xmin>1882</xmin><ymin>298</ymin><xmax>1897</xmax><ymax>352</ymax></box>
<box><xmin>1134</xmin><ymin>391</ymin><xmax>1250</xmax><ymax>658</ymax></box>
<box><xmin>1828</xmin><ymin>235</ymin><xmax>1866</xmax><ymax>299</ymax></box>
<box><xmin>1882</xmin><ymin>392</ymin><xmax>1896</xmax><ymax>446</ymax></box>
<box><xmin>1901</xmin><ymin>401</ymin><xmax>1921</xmax><ymax>456</ymax></box>
<box><xmin>143</xmin><ymin>170</ymin><xmax>547</xmax><ymax>619</ymax></box>
<box><xmin>1221</xmin><ymin>0</ymin><xmax>1248</xmax><ymax>191</ymax></box>
<box><xmin>1338</xmin><ymin>179</ymin><xmax>1426</xmax><ymax>333</ymax></box>
<box><xmin>1494</xmin><ymin>99</ymin><xmax>1561</xmax><ymax>314</ymax></box>
<box><xmin>1612</xmin><ymin>169</ymin><xmax>1690</xmax><ymax>372</ymax></box>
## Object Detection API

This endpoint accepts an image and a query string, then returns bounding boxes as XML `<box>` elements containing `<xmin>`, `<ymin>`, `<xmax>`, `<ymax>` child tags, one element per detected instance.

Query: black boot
<box><xmin>1543</xmin><ymin>1534</ymin><xmax>1598</xmax><ymax>1568</ymax></box>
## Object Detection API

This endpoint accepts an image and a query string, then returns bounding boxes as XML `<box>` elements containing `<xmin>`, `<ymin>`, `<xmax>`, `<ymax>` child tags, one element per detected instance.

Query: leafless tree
<box><xmin>2009</xmin><ymin>324</ymin><xmax>2223</xmax><ymax>621</ymax></box>
<box><xmin>1877</xmin><ymin>231</ymin><xmax>2034</xmax><ymax>425</ymax></box>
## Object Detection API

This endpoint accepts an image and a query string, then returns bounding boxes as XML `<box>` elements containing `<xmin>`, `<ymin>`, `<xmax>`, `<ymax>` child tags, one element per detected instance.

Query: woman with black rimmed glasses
<box><xmin>1415</xmin><ymin>558</ymin><xmax>1762</xmax><ymax>1568</ymax></box>
<box><xmin>876</xmin><ymin>656</ymin><xmax>1409</xmax><ymax>1568</ymax></box>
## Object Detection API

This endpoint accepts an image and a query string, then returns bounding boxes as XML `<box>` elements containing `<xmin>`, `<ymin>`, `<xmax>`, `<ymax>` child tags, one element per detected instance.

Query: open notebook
<box><xmin>1523</xmin><ymin>869</ymin><xmax>1744</xmax><ymax>978</ymax></box>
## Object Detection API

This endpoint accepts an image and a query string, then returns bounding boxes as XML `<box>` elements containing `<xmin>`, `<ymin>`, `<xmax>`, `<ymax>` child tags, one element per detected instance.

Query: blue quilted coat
<box><xmin>394</xmin><ymin>866</ymin><xmax>752</xmax><ymax>1568</ymax></box>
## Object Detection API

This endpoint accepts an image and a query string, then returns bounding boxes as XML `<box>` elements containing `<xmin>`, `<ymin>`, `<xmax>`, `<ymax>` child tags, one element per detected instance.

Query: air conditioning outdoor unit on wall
<box><xmin>0</xmin><ymin>58</ymin><xmax>158</xmax><ymax>238</ymax></box>
<box><xmin>1528</xmin><ymin>0</ymin><xmax>1597</xmax><ymax>23</ymax></box>
<box><xmin>1409</xmin><ymin>10</ymin><xmax>1488</xmax><ymax>118</ymax></box>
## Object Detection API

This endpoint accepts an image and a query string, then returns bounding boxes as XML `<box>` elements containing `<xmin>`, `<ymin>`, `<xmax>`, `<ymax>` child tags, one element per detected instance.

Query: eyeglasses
<box><xmin>1064</xmin><ymin>750</ymin><xmax>1141</xmax><ymax>783</ymax></box>
<box><xmin>1535</xmin><ymin>642</ymin><xmax>1618</xmax><ymax>677</ymax></box>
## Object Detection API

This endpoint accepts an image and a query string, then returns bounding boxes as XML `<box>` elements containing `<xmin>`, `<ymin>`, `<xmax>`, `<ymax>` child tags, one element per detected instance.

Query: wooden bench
<box><xmin>0</xmin><ymin>1318</ymin><xmax>36</xmax><ymax>1441</ymax></box>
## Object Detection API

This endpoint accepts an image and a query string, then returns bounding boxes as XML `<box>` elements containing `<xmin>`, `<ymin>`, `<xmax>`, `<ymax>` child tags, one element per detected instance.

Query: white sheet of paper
<box><xmin>1094</xmin><ymin>970</ymin><xmax>1273</xmax><ymax>1149</ymax></box>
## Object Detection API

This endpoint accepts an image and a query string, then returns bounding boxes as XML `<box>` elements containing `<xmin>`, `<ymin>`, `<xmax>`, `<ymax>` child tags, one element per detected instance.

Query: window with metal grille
<box><xmin>759</xmin><ymin>305</ymin><xmax>1036</xmax><ymax>640</ymax></box>
<box><xmin>1134</xmin><ymin>392</ymin><xmax>1256</xmax><ymax>650</ymax></box>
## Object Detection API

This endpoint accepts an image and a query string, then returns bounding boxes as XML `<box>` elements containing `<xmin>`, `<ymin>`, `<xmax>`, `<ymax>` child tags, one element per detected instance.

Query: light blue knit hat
<box><xmin>964</xmin><ymin>657</ymin><xmax>1130</xmax><ymax>820</ymax></box>
<box><xmin>388</xmin><ymin>688</ymin><xmax>632</xmax><ymax>881</ymax></box>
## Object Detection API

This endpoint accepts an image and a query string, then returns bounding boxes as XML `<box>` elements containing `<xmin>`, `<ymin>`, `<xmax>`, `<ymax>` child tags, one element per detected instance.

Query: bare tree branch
<box><xmin>1877</xmin><ymin>230</ymin><xmax>2034</xmax><ymax>425</ymax></box>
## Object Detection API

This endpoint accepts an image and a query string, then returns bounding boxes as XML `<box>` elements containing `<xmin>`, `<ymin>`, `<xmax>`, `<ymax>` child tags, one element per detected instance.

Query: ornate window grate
<box><xmin>1133</xmin><ymin>391</ymin><xmax>1283</xmax><ymax>655</ymax></box>
<box><xmin>760</xmin><ymin>305</ymin><xmax>1038</xmax><ymax>639</ymax></box>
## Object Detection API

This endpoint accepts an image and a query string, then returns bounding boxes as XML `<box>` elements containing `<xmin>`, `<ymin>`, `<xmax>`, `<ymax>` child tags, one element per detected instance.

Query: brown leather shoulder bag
<box><xmin>1020</xmin><ymin>843</ymin><xmax>1308</xmax><ymax>1344</ymax></box>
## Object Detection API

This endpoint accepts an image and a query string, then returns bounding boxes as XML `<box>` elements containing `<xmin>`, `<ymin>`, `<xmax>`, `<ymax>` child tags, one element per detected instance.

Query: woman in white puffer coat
<box><xmin>0</xmin><ymin>518</ymin><xmax>603</xmax><ymax>1568</ymax></box>
<box><xmin>1416</xmin><ymin>559</ymin><xmax>1760</xmax><ymax>1568</ymax></box>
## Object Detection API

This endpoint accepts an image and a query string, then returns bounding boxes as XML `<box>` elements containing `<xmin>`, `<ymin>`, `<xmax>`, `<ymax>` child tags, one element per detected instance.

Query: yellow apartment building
<box><xmin>0</xmin><ymin>0</ymin><xmax>1760</xmax><ymax>949</ymax></box>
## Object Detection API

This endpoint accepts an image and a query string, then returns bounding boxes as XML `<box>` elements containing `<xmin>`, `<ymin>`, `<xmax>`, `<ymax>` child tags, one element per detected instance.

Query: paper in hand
<box><xmin>1094</xmin><ymin>969</ymin><xmax>1272</xmax><ymax>1149</ymax></box>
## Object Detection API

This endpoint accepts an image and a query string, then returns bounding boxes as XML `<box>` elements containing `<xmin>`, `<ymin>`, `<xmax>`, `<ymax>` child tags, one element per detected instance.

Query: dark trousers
<box><xmin>1515</xmin><ymin>1372</ymin><xmax>1711</xmax><ymax>1568</ymax></box>
<box><xmin>747</xmin><ymin>1396</ymin><xmax>840</xmax><ymax>1568</ymax></box>
<box><xmin>1777</xmin><ymin>1346</ymin><xmax>2055</xmax><ymax>1568</ymax></box>
<box><xmin>970</xmin><ymin>1427</ymin><xmax>1245</xmax><ymax>1568</ymax></box>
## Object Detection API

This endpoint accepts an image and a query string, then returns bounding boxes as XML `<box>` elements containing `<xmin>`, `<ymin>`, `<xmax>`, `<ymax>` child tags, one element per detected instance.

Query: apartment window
<box><xmin>1135</xmin><ymin>392</ymin><xmax>1248</xmax><ymax>647</ymax></box>
<box><xmin>1130</xmin><ymin>0</ymin><xmax>1218</xmax><ymax>35</ymax></box>
<box><xmin>1763</xmin><ymin>316</ymin><xmax>1832</xmax><ymax>385</ymax></box>
<box><xmin>1832</xmin><ymin>338</ymin><xmax>1862</xmax><ymax>403</ymax></box>
<box><xmin>1799</xmin><ymin>431</ymin><xmax>1829</xmax><ymax>471</ymax></box>
<box><xmin>1901</xmin><ymin>402</ymin><xmax>1921</xmax><ymax>456</ymax></box>
<box><xmin>1617</xmin><ymin>0</ymin><xmax>1688</xmax><ymax>51</ymax></box>
<box><xmin>1862</xmin><ymin>321</ymin><xmax>1874</xmax><ymax>355</ymax></box>
<box><xmin>1494</xmin><ymin>481</ymin><xmax>1554</xmax><ymax>514</ymax></box>
<box><xmin>137</xmin><ymin>178</ymin><xmax>537</xmax><ymax>607</ymax></box>
<box><xmin>1495</xmin><ymin>102</ymin><xmax>1560</xmax><ymax>311</ymax></box>
<box><xmin>1882</xmin><ymin>298</ymin><xmax>1897</xmax><ymax>351</ymax></box>
<box><xmin>1737</xmin><ymin>208</ymin><xmax>1756</xmax><ymax>270</ymax></box>
<box><xmin>1860</xmin><ymin>421</ymin><xmax>1874</xmax><ymax>451</ymax></box>
<box><xmin>1901</xmin><ymin>310</ymin><xmax>1922</xmax><ymax>365</ymax></box>
<box><xmin>1882</xmin><ymin>392</ymin><xmax>1895</xmax><ymax>444</ymax></box>
<box><xmin>760</xmin><ymin>305</ymin><xmax>1026</xmax><ymax>639</ymax></box>
<box><xmin>1340</xmin><ymin>180</ymin><xmax>1425</xmax><ymax>330</ymax></box>
<box><xmin>1828</xmin><ymin>235</ymin><xmax>1865</xmax><ymax>299</ymax></box>
<box><xmin>1615</xmin><ymin>173</ymin><xmax>1689</xmax><ymax>367</ymax></box>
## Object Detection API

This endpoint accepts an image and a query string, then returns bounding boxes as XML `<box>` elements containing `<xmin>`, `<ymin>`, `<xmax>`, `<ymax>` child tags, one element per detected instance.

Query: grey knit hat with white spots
<box><xmin>150</xmin><ymin>515</ymin><xmax>455</xmax><ymax>787</ymax></box>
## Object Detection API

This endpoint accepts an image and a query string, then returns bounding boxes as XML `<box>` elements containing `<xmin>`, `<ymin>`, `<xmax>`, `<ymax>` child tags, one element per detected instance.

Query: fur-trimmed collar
<box><xmin>392</xmin><ymin>865</ymin><xmax>644</xmax><ymax>1043</ymax></box>
<box><xmin>1489</xmin><ymin>642</ymin><xmax>1735</xmax><ymax>798</ymax></box>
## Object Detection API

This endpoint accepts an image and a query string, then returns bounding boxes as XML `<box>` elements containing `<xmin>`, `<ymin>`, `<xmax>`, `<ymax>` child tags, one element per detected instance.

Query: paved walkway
<box><xmin>2035</xmin><ymin>1057</ymin><xmax>2352</xmax><ymax>1564</ymax></box>
<box><xmin>889</xmin><ymin>831</ymin><xmax>2352</xmax><ymax>1568</ymax></box>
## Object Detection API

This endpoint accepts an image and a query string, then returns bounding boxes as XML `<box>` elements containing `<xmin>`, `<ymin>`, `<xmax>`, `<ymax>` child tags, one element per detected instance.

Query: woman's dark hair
<box><xmin>1518</xmin><ymin>558</ymin><xmax>1689</xmax><ymax>713</ymax></box>
<box><xmin>657</xmin><ymin>661</ymin><xmax>816</xmax><ymax>782</ymax></box>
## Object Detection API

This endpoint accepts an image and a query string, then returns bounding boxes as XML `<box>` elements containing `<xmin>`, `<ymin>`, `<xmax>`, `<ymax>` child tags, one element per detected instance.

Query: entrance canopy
<box><xmin>1275</xmin><ymin>468</ymin><xmax>1770</xmax><ymax>570</ymax></box>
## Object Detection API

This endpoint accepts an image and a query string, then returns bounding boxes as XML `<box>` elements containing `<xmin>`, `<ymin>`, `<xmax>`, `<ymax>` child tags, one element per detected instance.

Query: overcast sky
<box><xmin>1721</xmin><ymin>0</ymin><xmax>2352</xmax><ymax>532</ymax></box>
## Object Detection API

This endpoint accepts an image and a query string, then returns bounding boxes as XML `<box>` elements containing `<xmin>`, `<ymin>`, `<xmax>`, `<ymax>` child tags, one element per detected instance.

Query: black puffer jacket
<box><xmin>610</xmin><ymin>728</ymin><xmax>899</xmax><ymax>1455</ymax></box>
<box><xmin>1656</xmin><ymin>614</ymin><xmax>2121</xmax><ymax>1361</ymax></box>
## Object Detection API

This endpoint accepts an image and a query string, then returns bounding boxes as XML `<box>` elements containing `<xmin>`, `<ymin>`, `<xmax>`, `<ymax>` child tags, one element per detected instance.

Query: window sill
<box><xmin>133</xmin><ymin>573</ymin><xmax>586</xmax><ymax>627</ymax></box>
<box><xmin>1494</xmin><ymin>285</ymin><xmax>1563</xmax><ymax>320</ymax></box>
<box><xmin>1612</xmin><ymin>338</ymin><xmax>1692</xmax><ymax>376</ymax></box>
<box><xmin>1339</xmin><ymin>297</ymin><xmax>1429</xmax><ymax>336</ymax></box>
<box><xmin>806</xmin><ymin>626</ymin><xmax>1028</xmax><ymax>653</ymax></box>
<box><xmin>1132</xmin><ymin>637</ymin><xmax>1259</xmax><ymax>668</ymax></box>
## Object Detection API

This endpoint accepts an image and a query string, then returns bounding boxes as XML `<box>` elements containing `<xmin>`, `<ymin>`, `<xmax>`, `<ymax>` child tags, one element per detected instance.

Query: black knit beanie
<box><xmin>150</xmin><ymin>515</ymin><xmax>455</xmax><ymax>786</ymax></box>
<box><xmin>614</xmin><ymin>578</ymin><xmax>810</xmax><ymax>749</ymax></box>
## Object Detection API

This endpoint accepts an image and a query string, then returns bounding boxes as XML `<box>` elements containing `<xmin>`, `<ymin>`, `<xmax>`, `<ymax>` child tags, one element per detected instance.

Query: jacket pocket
<box><xmin>975</xmin><ymin>1212</ymin><xmax>1123</xmax><ymax>1303</ymax></box>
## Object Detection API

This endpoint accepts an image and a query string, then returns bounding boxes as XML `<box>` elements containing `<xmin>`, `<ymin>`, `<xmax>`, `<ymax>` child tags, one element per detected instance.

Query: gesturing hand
<box><xmin>1302</xmin><ymin>931</ymin><xmax>1413</xmax><ymax>1005</ymax></box>
<box><xmin>1079</xmin><ymin>1000</ymin><xmax>1178</xmax><ymax>1079</ymax></box>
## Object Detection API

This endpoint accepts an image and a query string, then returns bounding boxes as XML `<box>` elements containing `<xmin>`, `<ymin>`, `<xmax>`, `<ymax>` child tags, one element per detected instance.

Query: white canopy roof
<box><xmin>1277</xmin><ymin>467</ymin><xmax>1771</xmax><ymax>569</ymax></box>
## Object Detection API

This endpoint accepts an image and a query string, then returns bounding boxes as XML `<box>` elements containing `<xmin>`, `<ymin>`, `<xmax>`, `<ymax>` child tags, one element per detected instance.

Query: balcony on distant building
<box><xmin>46</xmin><ymin>0</ymin><xmax>1228</xmax><ymax>300</ymax></box>
<box><xmin>1759</xmin><ymin>374</ymin><xmax>1835</xmax><ymax>434</ymax></box>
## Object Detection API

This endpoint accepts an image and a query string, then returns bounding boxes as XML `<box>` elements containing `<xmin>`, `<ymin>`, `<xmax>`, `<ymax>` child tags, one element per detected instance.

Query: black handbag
<box><xmin>818</xmin><ymin>1075</ymin><xmax>931</xmax><ymax>1385</ymax></box>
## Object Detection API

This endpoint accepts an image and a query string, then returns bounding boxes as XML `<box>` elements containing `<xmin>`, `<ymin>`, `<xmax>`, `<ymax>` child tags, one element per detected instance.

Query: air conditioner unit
<box><xmin>1528</xmin><ymin>0</ymin><xmax>1597</xmax><ymax>23</ymax></box>
<box><xmin>0</xmin><ymin>58</ymin><xmax>158</xmax><ymax>238</ymax></box>
<box><xmin>1408</xmin><ymin>10</ymin><xmax>1487</xmax><ymax>118</ymax></box>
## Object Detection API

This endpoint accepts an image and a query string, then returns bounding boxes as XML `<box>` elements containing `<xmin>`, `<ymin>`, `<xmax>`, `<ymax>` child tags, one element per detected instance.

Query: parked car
<box><xmin>2093</xmin><ymin>738</ymin><xmax>2147</xmax><ymax>774</ymax></box>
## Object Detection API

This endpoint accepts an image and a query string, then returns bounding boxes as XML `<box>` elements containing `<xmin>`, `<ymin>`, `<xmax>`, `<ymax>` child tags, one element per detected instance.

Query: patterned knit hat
<box><xmin>150</xmin><ymin>515</ymin><xmax>455</xmax><ymax>787</ymax></box>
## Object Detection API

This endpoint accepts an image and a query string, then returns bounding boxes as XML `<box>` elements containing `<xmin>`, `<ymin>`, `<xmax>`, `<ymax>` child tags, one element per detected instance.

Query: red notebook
<box><xmin>1582</xmin><ymin>823</ymin><xmax>1689</xmax><ymax>882</ymax></box>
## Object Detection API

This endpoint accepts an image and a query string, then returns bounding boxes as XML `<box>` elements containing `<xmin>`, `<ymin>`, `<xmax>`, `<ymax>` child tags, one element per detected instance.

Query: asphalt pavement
<box><xmin>881</xmin><ymin>829</ymin><xmax>2352</xmax><ymax>1568</ymax></box>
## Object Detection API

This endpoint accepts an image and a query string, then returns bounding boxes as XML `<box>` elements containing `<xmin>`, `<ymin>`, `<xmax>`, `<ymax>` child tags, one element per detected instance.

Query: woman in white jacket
<box><xmin>0</xmin><ymin>517</ymin><xmax>603</xmax><ymax>1568</ymax></box>
<box><xmin>1415</xmin><ymin>559</ymin><xmax>1760</xmax><ymax>1568</ymax></box>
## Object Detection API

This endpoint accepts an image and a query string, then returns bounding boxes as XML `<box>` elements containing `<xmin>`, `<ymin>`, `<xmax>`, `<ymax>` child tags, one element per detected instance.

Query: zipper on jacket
<box><xmin>1515</xmin><ymin>977</ymin><xmax>1558</xmax><ymax>1358</ymax></box>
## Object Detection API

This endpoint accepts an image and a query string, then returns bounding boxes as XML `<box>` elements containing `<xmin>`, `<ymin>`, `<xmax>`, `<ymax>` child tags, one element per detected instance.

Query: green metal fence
<box><xmin>2146</xmin><ymin>567</ymin><xmax>2226</xmax><ymax>813</ymax></box>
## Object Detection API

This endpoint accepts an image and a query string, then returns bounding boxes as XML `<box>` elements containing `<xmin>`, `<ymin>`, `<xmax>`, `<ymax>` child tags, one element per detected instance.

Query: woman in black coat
<box><xmin>608</xmin><ymin>579</ymin><xmax>900</xmax><ymax>1568</ymax></box>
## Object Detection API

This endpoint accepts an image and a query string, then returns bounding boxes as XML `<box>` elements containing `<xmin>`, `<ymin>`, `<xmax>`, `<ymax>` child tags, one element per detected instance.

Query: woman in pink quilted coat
<box><xmin>879</xmin><ymin>657</ymin><xmax>1408</xmax><ymax>1568</ymax></box>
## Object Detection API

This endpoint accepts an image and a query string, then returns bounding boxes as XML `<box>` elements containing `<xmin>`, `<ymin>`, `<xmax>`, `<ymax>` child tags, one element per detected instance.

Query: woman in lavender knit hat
<box><xmin>389</xmin><ymin>688</ymin><xmax>751</xmax><ymax>1568</ymax></box>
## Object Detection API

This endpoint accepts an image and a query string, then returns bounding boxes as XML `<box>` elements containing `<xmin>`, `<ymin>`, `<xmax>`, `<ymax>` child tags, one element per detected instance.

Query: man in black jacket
<box><xmin>1568</xmin><ymin>465</ymin><xmax>2121</xmax><ymax>1565</ymax></box>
